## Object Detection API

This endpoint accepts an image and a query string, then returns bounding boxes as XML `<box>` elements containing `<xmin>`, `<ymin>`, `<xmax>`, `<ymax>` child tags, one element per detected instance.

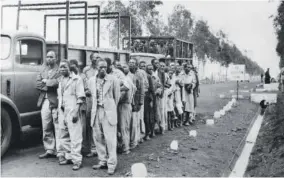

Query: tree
<box><xmin>274</xmin><ymin>1</ymin><xmax>284</xmax><ymax>68</ymax></box>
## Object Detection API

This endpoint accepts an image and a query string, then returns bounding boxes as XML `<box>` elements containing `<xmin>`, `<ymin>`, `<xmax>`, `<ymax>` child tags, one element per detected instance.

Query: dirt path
<box><xmin>1</xmin><ymin>82</ymin><xmax>259</xmax><ymax>177</ymax></box>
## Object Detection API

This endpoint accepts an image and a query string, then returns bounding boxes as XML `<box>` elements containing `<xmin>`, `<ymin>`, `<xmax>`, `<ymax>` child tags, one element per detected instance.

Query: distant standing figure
<box><xmin>264</xmin><ymin>68</ymin><xmax>271</xmax><ymax>84</ymax></box>
<box><xmin>261</xmin><ymin>73</ymin><xmax>264</xmax><ymax>83</ymax></box>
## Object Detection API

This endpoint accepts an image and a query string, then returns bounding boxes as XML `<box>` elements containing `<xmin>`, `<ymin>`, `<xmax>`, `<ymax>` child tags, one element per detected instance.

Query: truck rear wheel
<box><xmin>1</xmin><ymin>109</ymin><xmax>12</xmax><ymax>157</ymax></box>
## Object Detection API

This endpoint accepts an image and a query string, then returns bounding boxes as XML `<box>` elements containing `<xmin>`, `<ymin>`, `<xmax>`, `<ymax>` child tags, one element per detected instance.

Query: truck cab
<box><xmin>1</xmin><ymin>31</ymin><xmax>46</xmax><ymax>156</ymax></box>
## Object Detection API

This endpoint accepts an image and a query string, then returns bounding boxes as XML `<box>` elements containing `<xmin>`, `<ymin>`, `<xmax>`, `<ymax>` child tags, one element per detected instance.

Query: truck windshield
<box><xmin>1</xmin><ymin>36</ymin><xmax>11</xmax><ymax>60</ymax></box>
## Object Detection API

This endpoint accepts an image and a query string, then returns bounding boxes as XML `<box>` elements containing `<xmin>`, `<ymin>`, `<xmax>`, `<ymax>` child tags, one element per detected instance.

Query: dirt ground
<box><xmin>1</xmin><ymin>82</ymin><xmax>259</xmax><ymax>177</ymax></box>
<box><xmin>245</xmin><ymin>92</ymin><xmax>284</xmax><ymax>177</ymax></box>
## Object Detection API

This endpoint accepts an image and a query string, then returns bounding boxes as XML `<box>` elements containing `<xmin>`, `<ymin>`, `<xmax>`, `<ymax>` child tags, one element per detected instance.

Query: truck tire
<box><xmin>1</xmin><ymin>109</ymin><xmax>12</xmax><ymax>157</ymax></box>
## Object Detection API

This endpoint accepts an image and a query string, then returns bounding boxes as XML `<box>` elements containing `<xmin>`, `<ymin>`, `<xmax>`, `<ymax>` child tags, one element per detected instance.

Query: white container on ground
<box><xmin>131</xmin><ymin>163</ymin><xmax>148</xmax><ymax>177</ymax></box>
<box><xmin>206</xmin><ymin>119</ymin><xmax>215</xmax><ymax>125</ymax></box>
<box><xmin>170</xmin><ymin>140</ymin><xmax>178</xmax><ymax>151</ymax></box>
<box><xmin>189</xmin><ymin>130</ymin><xmax>197</xmax><ymax>137</ymax></box>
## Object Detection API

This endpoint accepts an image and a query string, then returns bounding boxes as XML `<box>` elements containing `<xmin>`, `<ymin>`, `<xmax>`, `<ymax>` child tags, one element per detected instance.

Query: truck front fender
<box><xmin>1</xmin><ymin>94</ymin><xmax>22</xmax><ymax>136</ymax></box>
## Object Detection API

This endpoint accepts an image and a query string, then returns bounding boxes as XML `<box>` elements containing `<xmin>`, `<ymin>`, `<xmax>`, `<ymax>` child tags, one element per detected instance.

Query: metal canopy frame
<box><xmin>1</xmin><ymin>1</ymin><xmax>90</xmax><ymax>58</ymax></box>
<box><xmin>52</xmin><ymin>12</ymin><xmax>131</xmax><ymax>49</ymax></box>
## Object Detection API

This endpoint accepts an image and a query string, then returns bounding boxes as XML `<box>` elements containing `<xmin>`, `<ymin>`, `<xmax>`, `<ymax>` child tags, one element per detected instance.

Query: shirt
<box><xmin>60</xmin><ymin>76</ymin><xmax>72</xmax><ymax>108</ymax></box>
<box><xmin>96</xmin><ymin>77</ymin><xmax>105</xmax><ymax>107</ymax></box>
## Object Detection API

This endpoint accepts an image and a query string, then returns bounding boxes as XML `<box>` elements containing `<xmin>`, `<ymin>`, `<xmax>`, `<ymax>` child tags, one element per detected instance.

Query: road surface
<box><xmin>1</xmin><ymin>81</ymin><xmax>259</xmax><ymax>177</ymax></box>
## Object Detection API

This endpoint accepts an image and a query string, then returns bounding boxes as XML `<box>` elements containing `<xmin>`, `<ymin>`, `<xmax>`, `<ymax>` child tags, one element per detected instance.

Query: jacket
<box><xmin>36</xmin><ymin>65</ymin><xmax>61</xmax><ymax>109</ymax></box>
<box><xmin>88</xmin><ymin>74</ymin><xmax>121</xmax><ymax>127</ymax></box>
<box><xmin>129</xmin><ymin>70</ymin><xmax>145</xmax><ymax>112</ymax></box>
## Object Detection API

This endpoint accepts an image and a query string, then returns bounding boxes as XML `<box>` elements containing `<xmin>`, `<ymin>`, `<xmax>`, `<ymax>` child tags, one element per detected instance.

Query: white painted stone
<box><xmin>214</xmin><ymin>111</ymin><xmax>221</xmax><ymax>119</ymax></box>
<box><xmin>206</xmin><ymin>119</ymin><xmax>215</xmax><ymax>125</ymax></box>
<box><xmin>131</xmin><ymin>163</ymin><xmax>148</xmax><ymax>177</ymax></box>
<box><xmin>219</xmin><ymin>94</ymin><xmax>225</xmax><ymax>98</ymax></box>
<box><xmin>230</xmin><ymin>90</ymin><xmax>235</xmax><ymax>93</ymax></box>
<box><xmin>170</xmin><ymin>140</ymin><xmax>178</xmax><ymax>151</ymax></box>
<box><xmin>219</xmin><ymin>109</ymin><xmax>225</xmax><ymax>116</ymax></box>
<box><xmin>244</xmin><ymin>86</ymin><xmax>248</xmax><ymax>89</ymax></box>
<box><xmin>232</xmin><ymin>95</ymin><xmax>244</xmax><ymax>99</ymax></box>
<box><xmin>189</xmin><ymin>130</ymin><xmax>197</xmax><ymax>137</ymax></box>
<box><xmin>255</xmin><ymin>88</ymin><xmax>266</xmax><ymax>92</ymax></box>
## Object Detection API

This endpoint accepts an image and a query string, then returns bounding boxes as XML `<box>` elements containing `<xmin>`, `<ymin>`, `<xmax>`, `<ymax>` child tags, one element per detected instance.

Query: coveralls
<box><xmin>118</xmin><ymin>76</ymin><xmax>136</xmax><ymax>152</ymax></box>
<box><xmin>57</xmin><ymin>73</ymin><xmax>85</xmax><ymax>164</ymax></box>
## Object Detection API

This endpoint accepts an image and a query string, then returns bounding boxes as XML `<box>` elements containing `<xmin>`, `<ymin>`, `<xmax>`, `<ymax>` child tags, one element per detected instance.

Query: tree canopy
<box><xmin>274</xmin><ymin>1</ymin><xmax>284</xmax><ymax>68</ymax></box>
<box><xmin>103</xmin><ymin>1</ymin><xmax>264</xmax><ymax>75</ymax></box>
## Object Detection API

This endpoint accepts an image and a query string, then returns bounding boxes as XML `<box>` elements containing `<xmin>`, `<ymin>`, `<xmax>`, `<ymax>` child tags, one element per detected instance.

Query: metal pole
<box><xmin>65</xmin><ymin>0</ymin><xmax>70</xmax><ymax>59</ymax></box>
<box><xmin>1</xmin><ymin>6</ymin><xmax>4</xmax><ymax>29</ymax></box>
<box><xmin>44</xmin><ymin>15</ymin><xmax>47</xmax><ymax>38</ymax></box>
<box><xmin>237</xmin><ymin>80</ymin><xmax>239</xmax><ymax>100</ymax></box>
<box><xmin>16</xmin><ymin>0</ymin><xmax>21</xmax><ymax>30</ymax></box>
<box><xmin>93</xmin><ymin>19</ymin><xmax>96</xmax><ymax>47</ymax></box>
<box><xmin>117</xmin><ymin>13</ymin><xmax>120</xmax><ymax>49</ymax></box>
<box><xmin>97</xmin><ymin>6</ymin><xmax>100</xmax><ymax>47</ymax></box>
<box><xmin>84</xmin><ymin>2</ymin><xmax>88</xmax><ymax>46</ymax></box>
<box><xmin>58</xmin><ymin>19</ymin><xmax>61</xmax><ymax>61</ymax></box>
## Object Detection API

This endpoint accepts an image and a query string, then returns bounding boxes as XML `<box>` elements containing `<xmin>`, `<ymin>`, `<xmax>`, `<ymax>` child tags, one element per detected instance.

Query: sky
<box><xmin>0</xmin><ymin>0</ymin><xmax>281</xmax><ymax>77</ymax></box>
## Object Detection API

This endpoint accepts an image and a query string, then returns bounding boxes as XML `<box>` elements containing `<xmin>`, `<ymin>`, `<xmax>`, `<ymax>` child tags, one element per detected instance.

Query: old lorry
<box><xmin>122</xmin><ymin>36</ymin><xmax>194</xmax><ymax>65</ymax></box>
<box><xmin>1</xmin><ymin>1</ymin><xmax>131</xmax><ymax>157</ymax></box>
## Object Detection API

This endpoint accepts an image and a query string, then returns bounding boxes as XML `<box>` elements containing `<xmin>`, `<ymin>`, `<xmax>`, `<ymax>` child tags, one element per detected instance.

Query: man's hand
<box><xmin>150</xmin><ymin>101</ymin><xmax>153</xmax><ymax>108</ymax></box>
<box><xmin>85</xmin><ymin>90</ymin><xmax>91</xmax><ymax>97</ymax></box>
<box><xmin>42</xmin><ymin>79</ymin><xmax>47</xmax><ymax>83</ymax></box>
<box><xmin>72</xmin><ymin>113</ymin><xmax>79</xmax><ymax>123</ymax></box>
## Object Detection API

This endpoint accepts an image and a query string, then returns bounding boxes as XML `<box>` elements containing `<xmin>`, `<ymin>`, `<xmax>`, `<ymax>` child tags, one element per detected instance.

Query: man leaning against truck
<box><xmin>36</xmin><ymin>50</ymin><xmax>61</xmax><ymax>159</ymax></box>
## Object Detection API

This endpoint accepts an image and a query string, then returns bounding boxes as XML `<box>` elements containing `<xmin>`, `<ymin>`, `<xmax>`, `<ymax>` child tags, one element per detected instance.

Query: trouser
<box><xmin>183</xmin><ymin>112</ymin><xmax>193</xmax><ymax>124</ymax></box>
<box><xmin>58</xmin><ymin>108</ymin><xmax>83</xmax><ymax>164</ymax></box>
<box><xmin>85</xmin><ymin>97</ymin><xmax>96</xmax><ymax>154</ymax></box>
<box><xmin>144</xmin><ymin>95</ymin><xmax>154</xmax><ymax>137</ymax></box>
<box><xmin>167</xmin><ymin>111</ymin><xmax>174</xmax><ymax>130</ymax></box>
<box><xmin>138</xmin><ymin>104</ymin><xmax>145</xmax><ymax>139</ymax></box>
<box><xmin>80</xmin><ymin>107</ymin><xmax>88</xmax><ymax>154</ymax></box>
<box><xmin>174</xmin><ymin>107</ymin><xmax>183</xmax><ymax>126</ymax></box>
<box><xmin>281</xmin><ymin>80</ymin><xmax>284</xmax><ymax>92</ymax></box>
<box><xmin>156</xmin><ymin>96</ymin><xmax>165</xmax><ymax>132</ymax></box>
<box><xmin>130</xmin><ymin>111</ymin><xmax>139</xmax><ymax>147</ymax></box>
<box><xmin>41</xmin><ymin>99</ymin><xmax>59</xmax><ymax>155</ymax></box>
<box><xmin>93</xmin><ymin>106</ymin><xmax>117</xmax><ymax>170</ymax></box>
<box><xmin>163</xmin><ymin>93</ymin><xmax>168</xmax><ymax>130</ymax></box>
<box><xmin>118</xmin><ymin>103</ymin><xmax>132</xmax><ymax>152</ymax></box>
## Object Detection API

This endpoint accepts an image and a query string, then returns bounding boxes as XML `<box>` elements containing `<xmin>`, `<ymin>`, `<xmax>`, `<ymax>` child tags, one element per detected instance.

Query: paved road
<box><xmin>1</xmin><ymin>81</ymin><xmax>259</xmax><ymax>177</ymax></box>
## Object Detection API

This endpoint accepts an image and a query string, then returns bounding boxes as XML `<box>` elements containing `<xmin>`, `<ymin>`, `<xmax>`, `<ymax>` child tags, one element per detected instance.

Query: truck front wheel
<box><xmin>1</xmin><ymin>108</ymin><xmax>12</xmax><ymax>157</ymax></box>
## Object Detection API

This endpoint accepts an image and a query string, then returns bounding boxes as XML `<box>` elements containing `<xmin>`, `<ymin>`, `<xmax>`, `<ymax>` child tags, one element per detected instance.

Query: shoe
<box><xmin>92</xmin><ymin>164</ymin><xmax>108</xmax><ymax>170</ymax></box>
<box><xmin>86</xmin><ymin>152</ymin><xmax>97</xmax><ymax>158</ymax></box>
<box><xmin>108</xmin><ymin>169</ymin><xmax>115</xmax><ymax>175</ymax></box>
<box><xmin>150</xmin><ymin>133</ymin><xmax>156</xmax><ymax>138</ymax></box>
<box><xmin>72</xmin><ymin>163</ymin><xmax>81</xmax><ymax>171</ymax></box>
<box><xmin>58</xmin><ymin>156</ymin><xmax>66</xmax><ymax>163</ymax></box>
<box><xmin>59</xmin><ymin>158</ymin><xmax>72</xmax><ymax>165</ymax></box>
<box><xmin>144</xmin><ymin>136</ymin><xmax>150</xmax><ymax>141</ymax></box>
<box><xmin>139</xmin><ymin>139</ymin><xmax>144</xmax><ymax>143</ymax></box>
<box><xmin>122</xmin><ymin>150</ymin><xmax>131</xmax><ymax>155</ymax></box>
<box><xmin>39</xmin><ymin>152</ymin><xmax>56</xmax><ymax>159</ymax></box>
<box><xmin>129</xmin><ymin>145</ymin><xmax>137</xmax><ymax>150</ymax></box>
<box><xmin>184</xmin><ymin>122</ymin><xmax>190</xmax><ymax>126</ymax></box>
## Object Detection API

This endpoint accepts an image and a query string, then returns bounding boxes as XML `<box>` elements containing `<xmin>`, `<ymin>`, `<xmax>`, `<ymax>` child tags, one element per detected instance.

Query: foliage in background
<box><xmin>274</xmin><ymin>1</ymin><xmax>284</xmax><ymax>68</ymax></box>
<box><xmin>104</xmin><ymin>1</ymin><xmax>264</xmax><ymax>75</ymax></box>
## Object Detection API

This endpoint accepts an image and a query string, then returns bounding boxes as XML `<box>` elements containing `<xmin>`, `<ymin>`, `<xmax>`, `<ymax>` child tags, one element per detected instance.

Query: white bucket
<box><xmin>131</xmin><ymin>163</ymin><xmax>148</xmax><ymax>177</ymax></box>
<box><xmin>189</xmin><ymin>130</ymin><xmax>197</xmax><ymax>137</ymax></box>
<box><xmin>170</xmin><ymin>140</ymin><xmax>178</xmax><ymax>151</ymax></box>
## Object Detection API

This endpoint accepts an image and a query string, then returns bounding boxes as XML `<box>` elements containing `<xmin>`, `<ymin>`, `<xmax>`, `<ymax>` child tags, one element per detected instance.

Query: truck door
<box><xmin>13</xmin><ymin>37</ymin><xmax>45</xmax><ymax>114</ymax></box>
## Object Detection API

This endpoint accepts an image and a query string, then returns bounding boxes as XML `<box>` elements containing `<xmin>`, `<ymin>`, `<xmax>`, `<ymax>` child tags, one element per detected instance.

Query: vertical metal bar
<box><xmin>174</xmin><ymin>39</ymin><xmax>176</xmax><ymax>59</ymax></box>
<box><xmin>58</xmin><ymin>19</ymin><xmax>61</xmax><ymax>61</ymax></box>
<box><xmin>181</xmin><ymin>41</ymin><xmax>183</xmax><ymax>58</ymax></box>
<box><xmin>1</xmin><ymin>6</ymin><xmax>4</xmax><ymax>29</ymax></box>
<box><xmin>97</xmin><ymin>6</ymin><xmax>100</xmax><ymax>47</ymax></box>
<box><xmin>44</xmin><ymin>15</ymin><xmax>47</xmax><ymax>38</ymax></box>
<box><xmin>117</xmin><ymin>13</ymin><xmax>120</xmax><ymax>49</ymax></box>
<box><xmin>84</xmin><ymin>2</ymin><xmax>88</xmax><ymax>46</ymax></box>
<box><xmin>237</xmin><ymin>80</ymin><xmax>239</xmax><ymax>100</ymax></box>
<box><xmin>129</xmin><ymin>16</ymin><xmax>131</xmax><ymax>50</ymax></box>
<box><xmin>16</xmin><ymin>0</ymin><xmax>21</xmax><ymax>30</ymax></box>
<box><xmin>66</xmin><ymin>0</ymin><xmax>70</xmax><ymax>59</ymax></box>
<box><xmin>93</xmin><ymin>19</ymin><xmax>96</xmax><ymax>47</ymax></box>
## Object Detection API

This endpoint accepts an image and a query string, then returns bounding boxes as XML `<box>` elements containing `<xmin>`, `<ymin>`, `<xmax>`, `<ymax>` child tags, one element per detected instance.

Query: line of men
<box><xmin>36</xmin><ymin>50</ymin><xmax>199</xmax><ymax>175</ymax></box>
